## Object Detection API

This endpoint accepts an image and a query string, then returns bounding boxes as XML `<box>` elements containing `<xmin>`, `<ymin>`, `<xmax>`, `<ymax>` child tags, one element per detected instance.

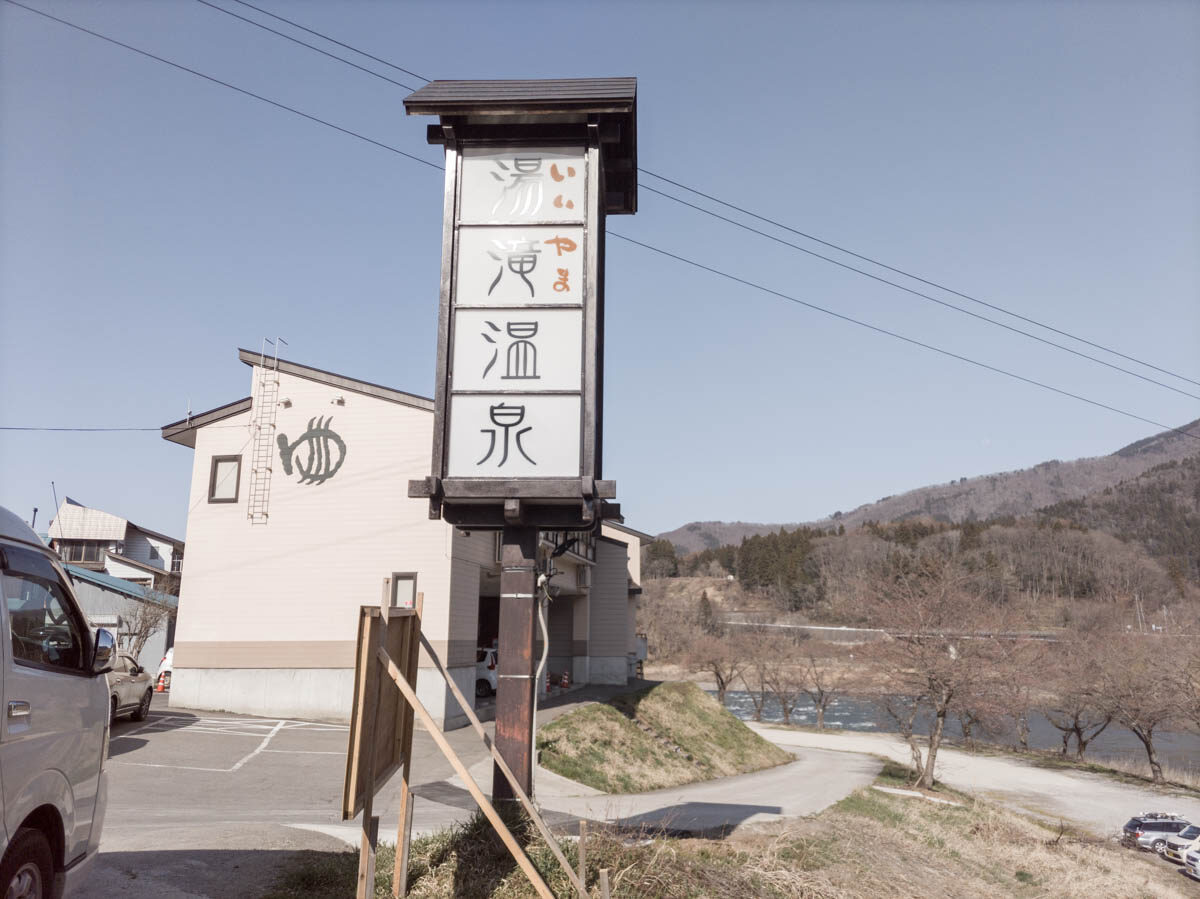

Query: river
<box><xmin>716</xmin><ymin>690</ymin><xmax>1200</xmax><ymax>775</ymax></box>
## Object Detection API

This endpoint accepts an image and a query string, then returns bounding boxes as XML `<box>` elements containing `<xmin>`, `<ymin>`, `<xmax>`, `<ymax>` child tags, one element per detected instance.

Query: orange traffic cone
<box><xmin>155</xmin><ymin>673</ymin><xmax>166</xmax><ymax>693</ymax></box>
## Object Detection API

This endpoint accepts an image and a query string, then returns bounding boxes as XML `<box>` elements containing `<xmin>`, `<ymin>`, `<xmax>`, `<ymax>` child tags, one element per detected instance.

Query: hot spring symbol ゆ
<box><xmin>277</xmin><ymin>416</ymin><xmax>346</xmax><ymax>485</ymax></box>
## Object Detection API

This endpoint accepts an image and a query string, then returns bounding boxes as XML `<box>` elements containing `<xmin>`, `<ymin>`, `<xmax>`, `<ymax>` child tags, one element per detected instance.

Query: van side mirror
<box><xmin>92</xmin><ymin>628</ymin><xmax>115</xmax><ymax>675</ymax></box>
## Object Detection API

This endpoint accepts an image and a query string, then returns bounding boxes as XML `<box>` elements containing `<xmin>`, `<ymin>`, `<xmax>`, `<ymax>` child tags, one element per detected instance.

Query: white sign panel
<box><xmin>459</xmin><ymin>147</ymin><xmax>586</xmax><ymax>224</ymax></box>
<box><xmin>456</xmin><ymin>226</ymin><xmax>583</xmax><ymax>305</ymax></box>
<box><xmin>446</xmin><ymin>395</ymin><xmax>581</xmax><ymax>478</ymax></box>
<box><xmin>451</xmin><ymin>308</ymin><xmax>582</xmax><ymax>392</ymax></box>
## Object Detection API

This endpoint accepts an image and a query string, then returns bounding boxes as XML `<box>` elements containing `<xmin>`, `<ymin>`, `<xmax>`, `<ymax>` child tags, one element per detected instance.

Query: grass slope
<box><xmin>266</xmin><ymin>762</ymin><xmax>1189</xmax><ymax>898</ymax></box>
<box><xmin>535</xmin><ymin>681</ymin><xmax>792</xmax><ymax>793</ymax></box>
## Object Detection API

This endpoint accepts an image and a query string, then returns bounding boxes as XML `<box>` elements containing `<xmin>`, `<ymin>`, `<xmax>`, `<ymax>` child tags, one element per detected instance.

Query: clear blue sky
<box><xmin>2</xmin><ymin>0</ymin><xmax>1198</xmax><ymax>539</ymax></box>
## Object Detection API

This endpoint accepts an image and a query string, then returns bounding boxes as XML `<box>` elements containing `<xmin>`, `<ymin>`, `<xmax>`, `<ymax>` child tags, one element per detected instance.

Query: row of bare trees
<box><xmin>651</xmin><ymin>550</ymin><xmax>1200</xmax><ymax>790</ymax></box>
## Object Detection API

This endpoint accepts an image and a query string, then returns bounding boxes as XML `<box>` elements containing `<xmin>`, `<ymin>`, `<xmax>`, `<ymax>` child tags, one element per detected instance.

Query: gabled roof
<box><xmin>65</xmin><ymin>564</ymin><xmax>177</xmax><ymax>608</ymax></box>
<box><xmin>48</xmin><ymin>500</ymin><xmax>128</xmax><ymax>541</ymax></box>
<box><xmin>162</xmin><ymin>397</ymin><xmax>252</xmax><ymax>448</ymax></box>
<box><xmin>237</xmin><ymin>349</ymin><xmax>433</xmax><ymax>410</ymax></box>
<box><xmin>164</xmin><ymin>350</ymin><xmax>433</xmax><ymax>446</ymax></box>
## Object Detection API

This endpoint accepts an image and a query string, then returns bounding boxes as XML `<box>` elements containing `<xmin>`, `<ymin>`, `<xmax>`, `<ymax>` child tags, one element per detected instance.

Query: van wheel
<box><xmin>0</xmin><ymin>827</ymin><xmax>53</xmax><ymax>899</ymax></box>
<box><xmin>475</xmin><ymin>680</ymin><xmax>491</xmax><ymax>698</ymax></box>
<box><xmin>132</xmin><ymin>689</ymin><xmax>152</xmax><ymax>721</ymax></box>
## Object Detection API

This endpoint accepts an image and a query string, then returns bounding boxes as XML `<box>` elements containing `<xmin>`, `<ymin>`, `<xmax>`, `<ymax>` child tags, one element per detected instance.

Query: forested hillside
<box><xmin>661</xmin><ymin>418</ymin><xmax>1200</xmax><ymax>554</ymax></box>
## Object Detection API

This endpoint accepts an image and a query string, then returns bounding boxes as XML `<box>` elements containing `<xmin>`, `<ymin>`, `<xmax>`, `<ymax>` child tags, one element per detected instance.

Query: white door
<box><xmin>1</xmin><ymin>544</ymin><xmax>106</xmax><ymax>866</ymax></box>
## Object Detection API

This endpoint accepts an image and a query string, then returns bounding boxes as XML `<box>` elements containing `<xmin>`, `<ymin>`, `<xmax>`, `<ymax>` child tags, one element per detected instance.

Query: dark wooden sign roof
<box><xmin>405</xmin><ymin>78</ymin><xmax>637</xmax><ymax>214</ymax></box>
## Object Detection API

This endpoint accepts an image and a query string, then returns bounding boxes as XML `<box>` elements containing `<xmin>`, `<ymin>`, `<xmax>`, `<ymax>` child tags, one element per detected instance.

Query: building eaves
<box><xmin>237</xmin><ymin>349</ymin><xmax>433</xmax><ymax>412</ymax></box>
<box><xmin>105</xmin><ymin>551</ymin><xmax>171</xmax><ymax>577</ymax></box>
<box><xmin>604</xmin><ymin>520</ymin><xmax>655</xmax><ymax>546</ymax></box>
<box><xmin>162</xmin><ymin>397</ymin><xmax>252</xmax><ymax>448</ymax></box>
<box><xmin>65</xmin><ymin>563</ymin><xmax>176</xmax><ymax>605</ymax></box>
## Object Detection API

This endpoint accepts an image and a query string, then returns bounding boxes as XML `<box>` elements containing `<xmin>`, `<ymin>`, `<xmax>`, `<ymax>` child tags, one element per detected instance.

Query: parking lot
<box><xmin>77</xmin><ymin>694</ymin><xmax>487</xmax><ymax>898</ymax></box>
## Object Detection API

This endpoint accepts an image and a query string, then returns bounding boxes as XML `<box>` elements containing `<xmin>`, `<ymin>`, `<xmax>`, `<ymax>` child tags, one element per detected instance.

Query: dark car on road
<box><xmin>1121</xmin><ymin>812</ymin><xmax>1192</xmax><ymax>854</ymax></box>
<box><xmin>106</xmin><ymin>651</ymin><xmax>153</xmax><ymax>723</ymax></box>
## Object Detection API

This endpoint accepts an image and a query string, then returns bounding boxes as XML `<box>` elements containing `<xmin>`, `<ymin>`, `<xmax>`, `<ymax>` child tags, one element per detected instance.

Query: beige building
<box><xmin>161</xmin><ymin>349</ymin><xmax>648</xmax><ymax>728</ymax></box>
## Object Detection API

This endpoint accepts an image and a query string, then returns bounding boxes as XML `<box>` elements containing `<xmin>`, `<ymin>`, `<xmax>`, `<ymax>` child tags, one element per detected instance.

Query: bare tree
<box><xmin>881</xmin><ymin>693</ymin><xmax>927</xmax><ymax>776</ymax></box>
<box><xmin>686</xmin><ymin>633</ymin><xmax>745</xmax><ymax>707</ymax></box>
<box><xmin>121</xmin><ymin>596</ymin><xmax>173</xmax><ymax>661</ymax></box>
<box><xmin>857</xmin><ymin>555</ymin><xmax>1018</xmax><ymax>789</ymax></box>
<box><xmin>738</xmin><ymin>632</ymin><xmax>774</xmax><ymax>722</ymax></box>
<box><xmin>762</xmin><ymin>660</ymin><xmax>806</xmax><ymax>726</ymax></box>
<box><xmin>801</xmin><ymin>646</ymin><xmax>846</xmax><ymax>730</ymax></box>
<box><xmin>1085</xmin><ymin>636</ymin><xmax>1179</xmax><ymax>785</ymax></box>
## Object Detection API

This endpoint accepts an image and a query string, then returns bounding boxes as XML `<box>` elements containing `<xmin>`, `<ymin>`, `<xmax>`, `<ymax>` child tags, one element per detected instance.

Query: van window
<box><xmin>2</xmin><ymin>545</ymin><xmax>87</xmax><ymax>672</ymax></box>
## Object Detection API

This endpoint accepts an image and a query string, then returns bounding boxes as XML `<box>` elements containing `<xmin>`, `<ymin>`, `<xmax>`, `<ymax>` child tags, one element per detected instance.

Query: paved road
<box><xmin>77</xmin><ymin>692</ymin><xmax>882</xmax><ymax>897</ymax></box>
<box><xmin>751</xmin><ymin>724</ymin><xmax>1200</xmax><ymax>838</ymax></box>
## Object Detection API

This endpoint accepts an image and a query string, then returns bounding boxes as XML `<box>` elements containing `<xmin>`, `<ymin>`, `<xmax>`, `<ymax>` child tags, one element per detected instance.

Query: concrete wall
<box><xmin>170</xmin><ymin>364</ymin><xmax>461</xmax><ymax>725</ymax></box>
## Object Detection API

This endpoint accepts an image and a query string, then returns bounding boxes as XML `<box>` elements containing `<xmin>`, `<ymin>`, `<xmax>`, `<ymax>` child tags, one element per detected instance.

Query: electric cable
<box><xmin>182</xmin><ymin>0</ymin><xmax>1200</xmax><ymax>392</ymax></box>
<box><xmin>6</xmin><ymin>0</ymin><xmax>1197</xmax><ymax>445</ymax></box>
<box><xmin>191</xmin><ymin>0</ymin><xmax>418</xmax><ymax>91</ymax></box>
<box><xmin>607</xmin><ymin>231</ymin><xmax>1200</xmax><ymax>444</ymax></box>
<box><xmin>1</xmin><ymin>0</ymin><xmax>441</xmax><ymax>172</ymax></box>
<box><xmin>224</xmin><ymin>0</ymin><xmax>430</xmax><ymax>83</ymax></box>
<box><xmin>640</xmin><ymin>169</ymin><xmax>1200</xmax><ymax>390</ymax></box>
<box><xmin>641</xmin><ymin>184</ymin><xmax>1200</xmax><ymax>402</ymax></box>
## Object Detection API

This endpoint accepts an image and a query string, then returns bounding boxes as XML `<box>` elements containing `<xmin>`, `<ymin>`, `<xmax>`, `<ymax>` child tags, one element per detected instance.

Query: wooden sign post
<box><xmin>406</xmin><ymin>79</ymin><xmax>638</xmax><ymax>802</ymax></box>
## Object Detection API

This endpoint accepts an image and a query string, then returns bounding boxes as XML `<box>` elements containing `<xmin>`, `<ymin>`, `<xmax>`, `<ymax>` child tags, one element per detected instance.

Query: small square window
<box><xmin>391</xmin><ymin>573</ymin><xmax>417</xmax><ymax>609</ymax></box>
<box><xmin>208</xmin><ymin>455</ymin><xmax>242</xmax><ymax>503</ymax></box>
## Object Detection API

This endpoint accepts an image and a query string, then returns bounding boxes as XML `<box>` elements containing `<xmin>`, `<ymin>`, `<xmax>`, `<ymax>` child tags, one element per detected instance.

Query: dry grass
<box><xmin>264</xmin><ymin>779</ymin><xmax>1194</xmax><ymax>898</ymax></box>
<box><xmin>536</xmin><ymin>681</ymin><xmax>791</xmax><ymax>793</ymax></box>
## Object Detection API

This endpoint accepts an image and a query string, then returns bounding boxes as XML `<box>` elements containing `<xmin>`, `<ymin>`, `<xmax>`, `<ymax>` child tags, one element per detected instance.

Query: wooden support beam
<box><xmin>375</xmin><ymin>648</ymin><xmax>555</xmax><ymax>899</ymax></box>
<box><xmin>416</xmin><ymin>631</ymin><xmax>587</xmax><ymax>897</ymax></box>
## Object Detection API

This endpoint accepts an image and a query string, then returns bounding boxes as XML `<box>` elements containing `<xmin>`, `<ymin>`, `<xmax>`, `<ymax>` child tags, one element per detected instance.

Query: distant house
<box><xmin>47</xmin><ymin>497</ymin><xmax>183</xmax><ymax>591</ymax></box>
<box><xmin>160</xmin><ymin>348</ymin><xmax>651</xmax><ymax>728</ymax></box>
<box><xmin>66</xmin><ymin>564</ymin><xmax>177</xmax><ymax>671</ymax></box>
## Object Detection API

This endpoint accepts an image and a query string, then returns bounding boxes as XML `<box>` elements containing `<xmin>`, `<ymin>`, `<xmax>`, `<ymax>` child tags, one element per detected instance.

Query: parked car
<box><xmin>1</xmin><ymin>504</ymin><xmax>114</xmax><ymax>898</ymax></box>
<box><xmin>1121</xmin><ymin>812</ymin><xmax>1193</xmax><ymax>854</ymax></box>
<box><xmin>475</xmin><ymin>647</ymin><xmax>498</xmax><ymax>697</ymax></box>
<box><xmin>1164</xmin><ymin>824</ymin><xmax>1200</xmax><ymax>864</ymax></box>
<box><xmin>1184</xmin><ymin>846</ymin><xmax>1200</xmax><ymax>880</ymax></box>
<box><xmin>107</xmin><ymin>651</ymin><xmax>153</xmax><ymax>723</ymax></box>
<box><xmin>156</xmin><ymin>646</ymin><xmax>173</xmax><ymax>691</ymax></box>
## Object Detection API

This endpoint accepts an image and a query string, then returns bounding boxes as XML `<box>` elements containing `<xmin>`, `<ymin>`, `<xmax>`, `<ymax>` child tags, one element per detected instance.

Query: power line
<box><xmin>184</xmin><ymin>0</ymin><xmax>1200</xmax><ymax>395</ymax></box>
<box><xmin>2</xmin><ymin>0</ymin><xmax>441</xmax><ymax>173</ymax></box>
<box><xmin>608</xmin><ymin>231</ymin><xmax>1200</xmax><ymax>445</ymax></box>
<box><xmin>191</xmin><ymin>0</ymin><xmax>418</xmax><ymax>91</ymax></box>
<box><xmin>8</xmin><ymin>1</ymin><xmax>1197</xmax><ymax>446</ymax></box>
<box><xmin>225</xmin><ymin>0</ymin><xmax>430</xmax><ymax>83</ymax></box>
<box><xmin>0</xmin><ymin>427</ymin><xmax>159</xmax><ymax>432</ymax></box>
<box><xmin>639</xmin><ymin>169</ymin><xmax>1200</xmax><ymax>390</ymax></box>
<box><xmin>641</xmin><ymin>184</ymin><xmax>1200</xmax><ymax>403</ymax></box>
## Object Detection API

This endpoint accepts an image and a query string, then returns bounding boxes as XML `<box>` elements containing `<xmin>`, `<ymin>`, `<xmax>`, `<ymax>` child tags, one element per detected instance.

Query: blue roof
<box><xmin>65</xmin><ymin>564</ymin><xmax>177</xmax><ymax>608</ymax></box>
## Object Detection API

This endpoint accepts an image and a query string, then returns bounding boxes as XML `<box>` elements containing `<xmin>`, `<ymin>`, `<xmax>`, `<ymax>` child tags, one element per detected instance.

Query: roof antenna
<box><xmin>50</xmin><ymin>481</ymin><xmax>61</xmax><ymax>535</ymax></box>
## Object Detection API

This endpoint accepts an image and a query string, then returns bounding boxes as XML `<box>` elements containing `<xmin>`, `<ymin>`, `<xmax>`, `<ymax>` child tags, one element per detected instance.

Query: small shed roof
<box><xmin>66</xmin><ymin>564</ymin><xmax>177</xmax><ymax>607</ymax></box>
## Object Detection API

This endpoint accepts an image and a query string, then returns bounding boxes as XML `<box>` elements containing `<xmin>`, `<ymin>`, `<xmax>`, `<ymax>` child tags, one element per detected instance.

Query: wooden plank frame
<box><xmin>408</xmin><ymin>117</ymin><xmax>619</xmax><ymax>531</ymax></box>
<box><xmin>342</xmin><ymin>604</ymin><xmax>418</xmax><ymax>821</ymax></box>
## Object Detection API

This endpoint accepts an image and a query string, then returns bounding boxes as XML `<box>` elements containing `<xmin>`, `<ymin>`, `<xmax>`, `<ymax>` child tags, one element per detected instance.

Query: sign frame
<box><xmin>408</xmin><ymin>106</ymin><xmax>634</xmax><ymax>529</ymax></box>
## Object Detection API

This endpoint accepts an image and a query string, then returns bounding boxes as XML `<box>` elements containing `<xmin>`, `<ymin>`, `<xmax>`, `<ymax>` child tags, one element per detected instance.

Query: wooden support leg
<box><xmin>495</xmin><ymin>526</ymin><xmax>538</xmax><ymax>803</ymax></box>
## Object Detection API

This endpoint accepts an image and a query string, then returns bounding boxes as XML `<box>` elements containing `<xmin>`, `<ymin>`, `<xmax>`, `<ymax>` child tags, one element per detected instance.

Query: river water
<box><xmin>716</xmin><ymin>690</ymin><xmax>1200</xmax><ymax>775</ymax></box>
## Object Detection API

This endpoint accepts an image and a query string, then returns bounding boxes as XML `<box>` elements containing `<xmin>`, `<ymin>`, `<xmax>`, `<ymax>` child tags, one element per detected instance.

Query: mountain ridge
<box><xmin>660</xmin><ymin>418</ymin><xmax>1200</xmax><ymax>554</ymax></box>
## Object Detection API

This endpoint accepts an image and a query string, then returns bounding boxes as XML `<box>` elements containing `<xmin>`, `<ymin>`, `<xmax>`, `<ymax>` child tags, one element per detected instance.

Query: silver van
<box><xmin>0</xmin><ymin>506</ymin><xmax>113</xmax><ymax>898</ymax></box>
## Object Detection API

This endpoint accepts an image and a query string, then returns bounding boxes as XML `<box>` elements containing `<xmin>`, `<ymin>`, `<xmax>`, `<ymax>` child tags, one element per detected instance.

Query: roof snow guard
<box><xmin>404</xmin><ymin>78</ymin><xmax>637</xmax><ymax>215</ymax></box>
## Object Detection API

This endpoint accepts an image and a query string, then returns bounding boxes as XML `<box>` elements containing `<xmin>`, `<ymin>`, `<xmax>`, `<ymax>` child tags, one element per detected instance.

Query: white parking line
<box><xmin>111</xmin><ymin>717</ymin><xmax>294</xmax><ymax>772</ymax></box>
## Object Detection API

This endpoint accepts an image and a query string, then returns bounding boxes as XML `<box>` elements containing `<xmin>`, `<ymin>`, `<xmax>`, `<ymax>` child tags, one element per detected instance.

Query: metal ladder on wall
<box><xmin>246</xmin><ymin>339</ymin><xmax>285</xmax><ymax>524</ymax></box>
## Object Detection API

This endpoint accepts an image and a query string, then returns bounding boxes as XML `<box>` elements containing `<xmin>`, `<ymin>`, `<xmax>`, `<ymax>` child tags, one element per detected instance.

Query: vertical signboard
<box><xmin>448</xmin><ymin>149</ymin><xmax>588</xmax><ymax>480</ymax></box>
<box><xmin>406</xmin><ymin>79</ymin><xmax>637</xmax><ymax>529</ymax></box>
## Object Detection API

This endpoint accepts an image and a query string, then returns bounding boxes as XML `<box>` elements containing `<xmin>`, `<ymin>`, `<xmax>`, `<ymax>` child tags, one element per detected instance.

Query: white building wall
<box><xmin>171</xmin><ymin>365</ymin><xmax>458</xmax><ymax>723</ymax></box>
<box><xmin>104</xmin><ymin>556</ymin><xmax>155</xmax><ymax>585</ymax></box>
